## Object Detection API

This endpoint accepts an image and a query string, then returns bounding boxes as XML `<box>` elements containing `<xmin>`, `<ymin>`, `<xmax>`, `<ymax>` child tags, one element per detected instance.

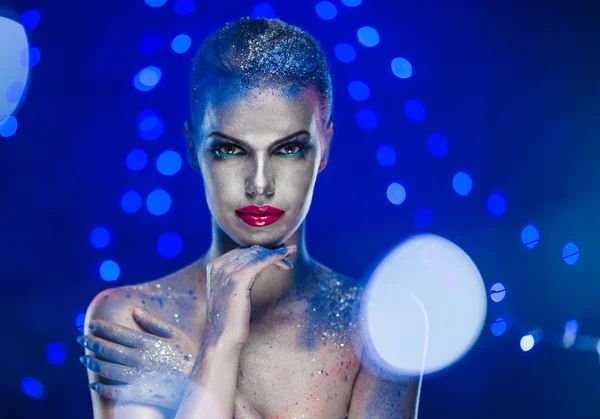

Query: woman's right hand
<box><xmin>203</xmin><ymin>243</ymin><xmax>297</xmax><ymax>352</ymax></box>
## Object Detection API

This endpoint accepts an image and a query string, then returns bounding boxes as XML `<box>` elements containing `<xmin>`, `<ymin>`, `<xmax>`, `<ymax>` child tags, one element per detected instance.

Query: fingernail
<box><xmin>79</xmin><ymin>356</ymin><xmax>87</xmax><ymax>365</ymax></box>
<box><xmin>282</xmin><ymin>259</ymin><xmax>294</xmax><ymax>269</ymax></box>
<box><xmin>89</xmin><ymin>383</ymin><xmax>98</xmax><ymax>391</ymax></box>
<box><xmin>77</xmin><ymin>336</ymin><xmax>88</xmax><ymax>347</ymax></box>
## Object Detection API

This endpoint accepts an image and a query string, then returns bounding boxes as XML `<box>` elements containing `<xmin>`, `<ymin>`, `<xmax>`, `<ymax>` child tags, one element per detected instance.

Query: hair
<box><xmin>190</xmin><ymin>17</ymin><xmax>333</xmax><ymax>136</ymax></box>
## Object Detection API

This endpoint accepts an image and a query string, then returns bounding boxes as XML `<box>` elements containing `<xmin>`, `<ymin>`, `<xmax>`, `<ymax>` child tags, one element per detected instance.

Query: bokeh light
<box><xmin>520</xmin><ymin>224</ymin><xmax>540</xmax><ymax>248</ymax></box>
<box><xmin>145</xmin><ymin>0</ymin><xmax>168</xmax><ymax>7</ymax></box>
<box><xmin>341</xmin><ymin>0</ymin><xmax>362</xmax><ymax>6</ymax></box>
<box><xmin>21</xmin><ymin>10</ymin><xmax>41</xmax><ymax>31</ymax></box>
<box><xmin>520</xmin><ymin>334</ymin><xmax>535</xmax><ymax>352</ymax></box>
<box><xmin>490</xmin><ymin>317</ymin><xmax>507</xmax><ymax>336</ymax></box>
<box><xmin>562</xmin><ymin>319</ymin><xmax>579</xmax><ymax>348</ymax></box>
<box><xmin>75</xmin><ymin>312</ymin><xmax>86</xmax><ymax>333</ymax></box>
<box><xmin>334</xmin><ymin>43</ymin><xmax>356</xmax><ymax>63</ymax></box>
<box><xmin>489</xmin><ymin>282</ymin><xmax>506</xmax><ymax>303</ymax></box>
<box><xmin>171</xmin><ymin>34</ymin><xmax>192</xmax><ymax>54</ymax></box>
<box><xmin>452</xmin><ymin>171</ymin><xmax>473</xmax><ymax>196</ymax></box>
<box><xmin>46</xmin><ymin>342</ymin><xmax>67</xmax><ymax>364</ymax></box>
<box><xmin>173</xmin><ymin>0</ymin><xmax>196</xmax><ymax>16</ymax></box>
<box><xmin>362</xmin><ymin>234</ymin><xmax>487</xmax><ymax>375</ymax></box>
<box><xmin>564</xmin><ymin>319</ymin><xmax>579</xmax><ymax>335</ymax></box>
<box><xmin>487</xmin><ymin>192</ymin><xmax>506</xmax><ymax>217</ymax></box>
<box><xmin>126</xmin><ymin>148</ymin><xmax>148</xmax><ymax>171</ymax></box>
<box><xmin>21</xmin><ymin>377</ymin><xmax>45</xmax><ymax>399</ymax></box>
<box><xmin>252</xmin><ymin>2</ymin><xmax>276</xmax><ymax>18</ymax></box>
<box><xmin>157</xmin><ymin>232</ymin><xmax>183</xmax><ymax>259</ymax></box>
<box><xmin>89</xmin><ymin>226</ymin><xmax>111</xmax><ymax>249</ymax></box>
<box><xmin>136</xmin><ymin>109</ymin><xmax>164</xmax><ymax>140</ymax></box>
<box><xmin>120</xmin><ymin>190</ymin><xmax>143</xmax><ymax>214</ymax></box>
<box><xmin>156</xmin><ymin>150</ymin><xmax>183</xmax><ymax>176</ymax></box>
<box><xmin>134</xmin><ymin>66</ymin><xmax>162</xmax><ymax>91</ymax></box>
<box><xmin>0</xmin><ymin>17</ymin><xmax>30</xmax><ymax>120</ymax></box>
<box><xmin>387</xmin><ymin>182</ymin><xmax>406</xmax><ymax>205</ymax></box>
<box><xmin>315</xmin><ymin>2</ymin><xmax>337</xmax><ymax>20</ymax></box>
<box><xmin>404</xmin><ymin>99</ymin><xmax>425</xmax><ymax>122</ymax></box>
<box><xmin>376</xmin><ymin>144</ymin><xmax>396</xmax><ymax>168</ymax></box>
<box><xmin>414</xmin><ymin>207</ymin><xmax>433</xmax><ymax>228</ymax></box>
<box><xmin>0</xmin><ymin>115</ymin><xmax>18</xmax><ymax>138</ymax></box>
<box><xmin>138</xmin><ymin>33</ymin><xmax>162</xmax><ymax>55</ymax></box>
<box><xmin>427</xmin><ymin>133</ymin><xmax>448</xmax><ymax>158</ymax></box>
<box><xmin>146</xmin><ymin>189</ymin><xmax>172</xmax><ymax>215</ymax></box>
<box><xmin>357</xmin><ymin>26</ymin><xmax>380</xmax><ymax>47</ymax></box>
<box><xmin>562</xmin><ymin>242</ymin><xmax>580</xmax><ymax>265</ymax></box>
<box><xmin>100</xmin><ymin>260</ymin><xmax>120</xmax><ymax>282</ymax></box>
<box><xmin>391</xmin><ymin>57</ymin><xmax>412</xmax><ymax>79</ymax></box>
<box><xmin>348</xmin><ymin>80</ymin><xmax>370</xmax><ymax>101</ymax></box>
<box><xmin>355</xmin><ymin>108</ymin><xmax>378</xmax><ymax>130</ymax></box>
<box><xmin>25</xmin><ymin>46</ymin><xmax>41</xmax><ymax>68</ymax></box>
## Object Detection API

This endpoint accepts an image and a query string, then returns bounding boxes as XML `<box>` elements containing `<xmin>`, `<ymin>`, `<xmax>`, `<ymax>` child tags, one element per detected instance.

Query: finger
<box><xmin>77</xmin><ymin>335</ymin><xmax>141</xmax><ymax>366</ymax></box>
<box><xmin>220</xmin><ymin>243</ymin><xmax>290</xmax><ymax>269</ymax></box>
<box><xmin>89</xmin><ymin>319</ymin><xmax>158</xmax><ymax>349</ymax></box>
<box><xmin>89</xmin><ymin>382</ymin><xmax>128</xmax><ymax>400</ymax></box>
<box><xmin>274</xmin><ymin>259</ymin><xmax>293</xmax><ymax>271</ymax></box>
<box><xmin>132</xmin><ymin>308</ymin><xmax>177</xmax><ymax>339</ymax></box>
<box><xmin>235</xmin><ymin>245</ymin><xmax>297</xmax><ymax>286</ymax></box>
<box><xmin>80</xmin><ymin>355</ymin><xmax>140</xmax><ymax>382</ymax></box>
<box><xmin>89</xmin><ymin>381</ymin><xmax>178</xmax><ymax>409</ymax></box>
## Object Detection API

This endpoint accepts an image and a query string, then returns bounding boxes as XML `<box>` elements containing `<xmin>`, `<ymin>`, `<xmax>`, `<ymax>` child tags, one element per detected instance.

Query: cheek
<box><xmin>200</xmin><ymin>161</ymin><xmax>244</xmax><ymax>207</ymax></box>
<box><xmin>206</xmin><ymin>167</ymin><xmax>243</xmax><ymax>195</ymax></box>
<box><xmin>273</xmin><ymin>160</ymin><xmax>317</xmax><ymax>199</ymax></box>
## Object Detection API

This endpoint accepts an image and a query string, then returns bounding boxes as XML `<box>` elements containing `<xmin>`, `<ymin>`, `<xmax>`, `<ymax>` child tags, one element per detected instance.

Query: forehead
<box><xmin>200</xmin><ymin>84</ymin><xmax>320</xmax><ymax>141</ymax></box>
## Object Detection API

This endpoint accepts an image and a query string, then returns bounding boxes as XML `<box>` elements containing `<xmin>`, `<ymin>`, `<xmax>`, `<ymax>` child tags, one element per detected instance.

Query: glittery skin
<box><xmin>294</xmin><ymin>263</ymin><xmax>363</xmax><ymax>352</ymax></box>
<box><xmin>77</xmin><ymin>310</ymin><xmax>199</xmax><ymax>410</ymax></box>
<box><xmin>81</xmin><ymin>258</ymin><xmax>365</xmax><ymax>417</ymax></box>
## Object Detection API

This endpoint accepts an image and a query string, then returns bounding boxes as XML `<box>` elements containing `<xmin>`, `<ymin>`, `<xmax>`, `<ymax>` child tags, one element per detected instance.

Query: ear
<box><xmin>318</xmin><ymin>120</ymin><xmax>333</xmax><ymax>174</ymax></box>
<box><xmin>185</xmin><ymin>120</ymin><xmax>201</xmax><ymax>173</ymax></box>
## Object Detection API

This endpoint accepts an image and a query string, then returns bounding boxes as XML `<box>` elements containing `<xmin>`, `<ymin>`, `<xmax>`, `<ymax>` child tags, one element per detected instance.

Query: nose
<box><xmin>245</xmin><ymin>157</ymin><xmax>275</xmax><ymax>197</ymax></box>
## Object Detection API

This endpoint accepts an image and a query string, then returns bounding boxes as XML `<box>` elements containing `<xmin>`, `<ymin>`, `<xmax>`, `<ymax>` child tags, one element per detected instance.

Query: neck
<box><xmin>199</xmin><ymin>219</ymin><xmax>314</xmax><ymax>312</ymax></box>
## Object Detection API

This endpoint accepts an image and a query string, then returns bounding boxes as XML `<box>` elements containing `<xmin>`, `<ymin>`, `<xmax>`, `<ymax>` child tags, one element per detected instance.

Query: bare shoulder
<box><xmin>309</xmin><ymin>260</ymin><xmax>366</xmax><ymax>310</ymax></box>
<box><xmin>85</xmin><ymin>259</ymin><xmax>206</xmax><ymax>331</ymax></box>
<box><xmin>296</xmin><ymin>260</ymin><xmax>366</xmax><ymax>352</ymax></box>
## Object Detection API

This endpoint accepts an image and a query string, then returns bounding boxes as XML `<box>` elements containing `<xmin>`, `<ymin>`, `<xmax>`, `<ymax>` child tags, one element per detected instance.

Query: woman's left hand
<box><xmin>77</xmin><ymin>308</ymin><xmax>198</xmax><ymax>410</ymax></box>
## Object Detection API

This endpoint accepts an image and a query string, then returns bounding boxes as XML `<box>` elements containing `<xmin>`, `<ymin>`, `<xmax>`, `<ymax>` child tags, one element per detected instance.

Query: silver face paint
<box><xmin>196</xmin><ymin>85</ymin><xmax>325</xmax><ymax>248</ymax></box>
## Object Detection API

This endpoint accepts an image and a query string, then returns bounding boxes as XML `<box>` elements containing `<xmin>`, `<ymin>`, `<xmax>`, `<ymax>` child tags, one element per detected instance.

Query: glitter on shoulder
<box><xmin>296</xmin><ymin>262</ymin><xmax>365</xmax><ymax>352</ymax></box>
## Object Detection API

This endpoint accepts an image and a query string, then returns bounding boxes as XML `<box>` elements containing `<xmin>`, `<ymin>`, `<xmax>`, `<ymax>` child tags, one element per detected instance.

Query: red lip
<box><xmin>235</xmin><ymin>206</ymin><xmax>285</xmax><ymax>227</ymax></box>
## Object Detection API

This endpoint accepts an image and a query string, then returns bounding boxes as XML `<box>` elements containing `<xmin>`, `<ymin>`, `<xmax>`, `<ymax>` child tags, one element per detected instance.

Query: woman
<box><xmin>77</xmin><ymin>17</ymin><xmax>418</xmax><ymax>419</ymax></box>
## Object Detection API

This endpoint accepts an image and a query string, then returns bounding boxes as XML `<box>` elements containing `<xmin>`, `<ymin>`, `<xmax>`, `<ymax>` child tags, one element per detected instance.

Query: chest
<box><xmin>236</xmin><ymin>316</ymin><xmax>362</xmax><ymax>419</ymax></box>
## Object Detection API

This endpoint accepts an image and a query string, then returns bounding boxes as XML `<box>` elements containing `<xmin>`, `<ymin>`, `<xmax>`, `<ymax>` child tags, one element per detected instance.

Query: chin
<box><xmin>233</xmin><ymin>231</ymin><xmax>287</xmax><ymax>248</ymax></box>
<box><xmin>231</xmin><ymin>222</ymin><xmax>298</xmax><ymax>249</ymax></box>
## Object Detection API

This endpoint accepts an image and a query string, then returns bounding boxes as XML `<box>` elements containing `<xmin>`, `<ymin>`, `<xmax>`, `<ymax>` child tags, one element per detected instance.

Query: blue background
<box><xmin>1</xmin><ymin>0</ymin><xmax>599</xmax><ymax>417</ymax></box>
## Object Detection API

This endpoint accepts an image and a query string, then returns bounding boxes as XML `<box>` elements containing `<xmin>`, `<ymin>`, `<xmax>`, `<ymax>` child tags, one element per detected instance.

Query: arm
<box><xmin>347</xmin><ymin>346</ymin><xmax>419</xmax><ymax>419</ymax></box>
<box><xmin>174</xmin><ymin>244</ymin><xmax>296</xmax><ymax>418</ymax></box>
<box><xmin>174</xmin><ymin>339</ymin><xmax>242</xmax><ymax>419</ymax></box>
<box><xmin>84</xmin><ymin>289</ymin><xmax>169</xmax><ymax>419</ymax></box>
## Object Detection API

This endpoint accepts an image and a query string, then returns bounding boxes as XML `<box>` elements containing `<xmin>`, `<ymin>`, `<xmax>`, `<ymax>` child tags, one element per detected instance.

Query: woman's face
<box><xmin>191</xmin><ymin>85</ymin><xmax>331</xmax><ymax>248</ymax></box>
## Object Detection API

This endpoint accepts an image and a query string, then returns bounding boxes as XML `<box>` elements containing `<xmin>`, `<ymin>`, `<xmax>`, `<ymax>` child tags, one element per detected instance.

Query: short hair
<box><xmin>190</xmin><ymin>17</ymin><xmax>333</xmax><ymax>135</ymax></box>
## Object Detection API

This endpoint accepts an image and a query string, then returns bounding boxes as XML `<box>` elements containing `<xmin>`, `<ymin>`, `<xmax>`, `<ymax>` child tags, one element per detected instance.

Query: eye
<box><xmin>212</xmin><ymin>143</ymin><xmax>244</xmax><ymax>157</ymax></box>
<box><xmin>276</xmin><ymin>142</ymin><xmax>305</xmax><ymax>156</ymax></box>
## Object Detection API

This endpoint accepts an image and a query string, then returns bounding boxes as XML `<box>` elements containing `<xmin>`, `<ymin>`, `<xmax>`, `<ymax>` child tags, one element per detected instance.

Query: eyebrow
<box><xmin>207</xmin><ymin>130</ymin><xmax>310</xmax><ymax>149</ymax></box>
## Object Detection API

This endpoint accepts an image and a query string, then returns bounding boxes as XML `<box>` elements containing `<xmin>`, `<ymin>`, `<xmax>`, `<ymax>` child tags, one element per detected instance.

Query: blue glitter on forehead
<box><xmin>190</xmin><ymin>17</ymin><xmax>333</xmax><ymax>129</ymax></box>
